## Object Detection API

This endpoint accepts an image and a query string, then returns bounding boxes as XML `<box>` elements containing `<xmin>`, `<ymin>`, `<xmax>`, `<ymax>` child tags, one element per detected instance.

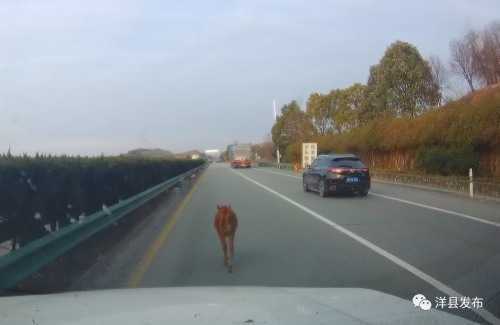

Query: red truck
<box><xmin>230</xmin><ymin>158</ymin><xmax>252</xmax><ymax>168</ymax></box>
<box><xmin>229</xmin><ymin>144</ymin><xmax>252</xmax><ymax>168</ymax></box>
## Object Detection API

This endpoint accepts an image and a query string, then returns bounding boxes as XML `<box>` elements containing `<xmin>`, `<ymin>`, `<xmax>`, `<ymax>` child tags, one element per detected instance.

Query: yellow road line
<box><xmin>127</xmin><ymin>171</ymin><xmax>206</xmax><ymax>288</ymax></box>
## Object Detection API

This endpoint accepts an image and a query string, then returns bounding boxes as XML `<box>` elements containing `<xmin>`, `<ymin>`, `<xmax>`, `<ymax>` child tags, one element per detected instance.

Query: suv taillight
<box><xmin>328</xmin><ymin>167</ymin><xmax>350</xmax><ymax>174</ymax></box>
<box><xmin>329</xmin><ymin>167</ymin><xmax>369</xmax><ymax>174</ymax></box>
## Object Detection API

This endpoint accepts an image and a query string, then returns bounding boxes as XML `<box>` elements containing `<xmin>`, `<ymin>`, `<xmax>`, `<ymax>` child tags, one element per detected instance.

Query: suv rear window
<box><xmin>330</xmin><ymin>158</ymin><xmax>366</xmax><ymax>168</ymax></box>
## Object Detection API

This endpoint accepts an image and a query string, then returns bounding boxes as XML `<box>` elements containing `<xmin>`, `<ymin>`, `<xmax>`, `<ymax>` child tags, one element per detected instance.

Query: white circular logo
<box><xmin>419</xmin><ymin>299</ymin><xmax>432</xmax><ymax>311</ymax></box>
<box><xmin>412</xmin><ymin>294</ymin><xmax>426</xmax><ymax>307</ymax></box>
<box><xmin>412</xmin><ymin>294</ymin><xmax>432</xmax><ymax>311</ymax></box>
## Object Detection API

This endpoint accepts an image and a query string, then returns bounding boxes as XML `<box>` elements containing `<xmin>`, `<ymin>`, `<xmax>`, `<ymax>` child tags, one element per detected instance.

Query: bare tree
<box><xmin>429</xmin><ymin>55</ymin><xmax>447</xmax><ymax>105</ymax></box>
<box><xmin>466</xmin><ymin>31</ymin><xmax>490</xmax><ymax>85</ymax></box>
<box><xmin>451</xmin><ymin>22</ymin><xmax>500</xmax><ymax>91</ymax></box>
<box><xmin>450</xmin><ymin>38</ymin><xmax>477</xmax><ymax>92</ymax></box>
<box><xmin>480</xmin><ymin>21</ymin><xmax>500</xmax><ymax>85</ymax></box>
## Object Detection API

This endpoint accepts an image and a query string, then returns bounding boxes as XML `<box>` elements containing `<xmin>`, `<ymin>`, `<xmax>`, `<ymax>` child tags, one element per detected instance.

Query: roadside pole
<box><xmin>469</xmin><ymin>168</ymin><xmax>474</xmax><ymax>198</ymax></box>
<box><xmin>274</xmin><ymin>99</ymin><xmax>281</xmax><ymax>169</ymax></box>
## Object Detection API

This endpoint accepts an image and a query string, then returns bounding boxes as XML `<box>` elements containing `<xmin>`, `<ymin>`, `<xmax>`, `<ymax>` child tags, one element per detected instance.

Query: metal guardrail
<box><xmin>0</xmin><ymin>164</ymin><xmax>206</xmax><ymax>289</ymax></box>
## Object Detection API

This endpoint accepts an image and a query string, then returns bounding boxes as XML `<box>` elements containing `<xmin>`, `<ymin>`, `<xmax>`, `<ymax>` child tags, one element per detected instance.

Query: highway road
<box><xmin>73</xmin><ymin>163</ymin><xmax>500</xmax><ymax>324</ymax></box>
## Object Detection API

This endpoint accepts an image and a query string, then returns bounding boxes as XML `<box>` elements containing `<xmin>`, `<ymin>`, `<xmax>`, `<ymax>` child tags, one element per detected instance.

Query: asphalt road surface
<box><xmin>75</xmin><ymin>163</ymin><xmax>500</xmax><ymax>324</ymax></box>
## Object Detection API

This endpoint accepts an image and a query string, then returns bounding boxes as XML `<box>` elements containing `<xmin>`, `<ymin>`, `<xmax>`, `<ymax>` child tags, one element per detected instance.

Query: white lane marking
<box><xmin>233</xmin><ymin>169</ymin><xmax>500</xmax><ymax>324</ymax></box>
<box><xmin>370</xmin><ymin>192</ymin><xmax>500</xmax><ymax>228</ymax></box>
<box><xmin>254</xmin><ymin>168</ymin><xmax>500</xmax><ymax>228</ymax></box>
<box><xmin>255</xmin><ymin>168</ymin><xmax>302</xmax><ymax>179</ymax></box>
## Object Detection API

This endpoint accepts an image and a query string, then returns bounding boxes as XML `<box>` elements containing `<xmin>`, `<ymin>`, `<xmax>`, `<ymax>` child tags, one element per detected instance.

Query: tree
<box><xmin>360</xmin><ymin>65</ymin><xmax>388</xmax><ymax>122</ymax></box>
<box><xmin>428</xmin><ymin>55</ymin><xmax>447</xmax><ymax>105</ymax></box>
<box><xmin>252</xmin><ymin>141</ymin><xmax>274</xmax><ymax>161</ymax></box>
<box><xmin>306</xmin><ymin>93</ymin><xmax>332</xmax><ymax>135</ymax></box>
<box><xmin>366</xmin><ymin>41</ymin><xmax>441</xmax><ymax>118</ymax></box>
<box><xmin>335</xmin><ymin>83</ymin><xmax>367</xmax><ymax>130</ymax></box>
<box><xmin>325</xmin><ymin>90</ymin><xmax>342</xmax><ymax>133</ymax></box>
<box><xmin>271</xmin><ymin>100</ymin><xmax>314</xmax><ymax>162</ymax></box>
<box><xmin>450</xmin><ymin>22</ymin><xmax>500</xmax><ymax>92</ymax></box>
<box><xmin>271</xmin><ymin>113</ymin><xmax>286</xmax><ymax>156</ymax></box>
<box><xmin>482</xmin><ymin>22</ymin><xmax>500</xmax><ymax>84</ymax></box>
<box><xmin>468</xmin><ymin>22</ymin><xmax>500</xmax><ymax>86</ymax></box>
<box><xmin>450</xmin><ymin>37</ymin><xmax>478</xmax><ymax>92</ymax></box>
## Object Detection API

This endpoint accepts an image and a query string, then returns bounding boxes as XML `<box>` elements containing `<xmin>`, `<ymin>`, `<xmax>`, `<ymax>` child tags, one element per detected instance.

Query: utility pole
<box><xmin>273</xmin><ymin>100</ymin><xmax>280</xmax><ymax>168</ymax></box>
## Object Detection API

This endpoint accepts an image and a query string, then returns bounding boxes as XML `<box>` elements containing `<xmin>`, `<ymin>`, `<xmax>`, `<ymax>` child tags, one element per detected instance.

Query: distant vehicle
<box><xmin>231</xmin><ymin>159</ymin><xmax>251</xmax><ymax>168</ymax></box>
<box><xmin>228</xmin><ymin>144</ymin><xmax>252</xmax><ymax>168</ymax></box>
<box><xmin>302</xmin><ymin>154</ymin><xmax>370</xmax><ymax>197</ymax></box>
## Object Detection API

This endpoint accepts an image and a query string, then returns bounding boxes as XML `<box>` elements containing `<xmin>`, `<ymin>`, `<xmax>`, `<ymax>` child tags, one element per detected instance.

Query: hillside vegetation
<box><xmin>314</xmin><ymin>85</ymin><xmax>500</xmax><ymax>175</ymax></box>
<box><xmin>270</xmin><ymin>29</ymin><xmax>500</xmax><ymax>176</ymax></box>
<box><xmin>315</xmin><ymin>85</ymin><xmax>500</xmax><ymax>152</ymax></box>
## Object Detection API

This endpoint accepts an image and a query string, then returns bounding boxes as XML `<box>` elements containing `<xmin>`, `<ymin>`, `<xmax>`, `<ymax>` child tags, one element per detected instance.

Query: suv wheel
<box><xmin>359</xmin><ymin>189</ymin><xmax>369</xmax><ymax>197</ymax></box>
<box><xmin>303</xmin><ymin>180</ymin><xmax>309</xmax><ymax>192</ymax></box>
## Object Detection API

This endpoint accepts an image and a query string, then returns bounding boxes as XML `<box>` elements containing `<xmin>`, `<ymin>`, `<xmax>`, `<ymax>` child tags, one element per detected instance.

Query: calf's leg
<box><xmin>227</xmin><ymin>235</ymin><xmax>235</xmax><ymax>273</ymax></box>
<box><xmin>218</xmin><ymin>233</ymin><xmax>229</xmax><ymax>267</ymax></box>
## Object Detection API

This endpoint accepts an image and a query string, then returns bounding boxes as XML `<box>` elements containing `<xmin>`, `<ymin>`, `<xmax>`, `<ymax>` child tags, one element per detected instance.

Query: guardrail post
<box><xmin>469</xmin><ymin>168</ymin><xmax>474</xmax><ymax>198</ymax></box>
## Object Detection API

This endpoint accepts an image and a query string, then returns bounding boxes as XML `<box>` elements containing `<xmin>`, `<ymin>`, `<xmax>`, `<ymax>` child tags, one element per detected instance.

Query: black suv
<box><xmin>302</xmin><ymin>154</ymin><xmax>370</xmax><ymax>197</ymax></box>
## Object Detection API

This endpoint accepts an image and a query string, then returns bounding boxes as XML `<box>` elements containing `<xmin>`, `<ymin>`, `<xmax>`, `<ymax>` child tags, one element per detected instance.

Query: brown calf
<box><xmin>213</xmin><ymin>204</ymin><xmax>238</xmax><ymax>273</ymax></box>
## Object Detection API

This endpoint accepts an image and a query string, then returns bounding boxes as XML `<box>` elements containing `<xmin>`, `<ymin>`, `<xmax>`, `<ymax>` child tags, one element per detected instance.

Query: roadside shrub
<box><xmin>415</xmin><ymin>145</ymin><xmax>479</xmax><ymax>175</ymax></box>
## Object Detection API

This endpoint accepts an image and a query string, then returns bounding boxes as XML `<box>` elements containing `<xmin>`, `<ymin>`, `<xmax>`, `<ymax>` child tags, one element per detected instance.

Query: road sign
<box><xmin>302</xmin><ymin>143</ymin><xmax>317</xmax><ymax>168</ymax></box>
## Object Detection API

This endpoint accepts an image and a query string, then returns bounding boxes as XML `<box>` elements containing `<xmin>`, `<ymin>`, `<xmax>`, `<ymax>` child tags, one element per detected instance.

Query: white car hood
<box><xmin>0</xmin><ymin>287</ymin><xmax>476</xmax><ymax>324</ymax></box>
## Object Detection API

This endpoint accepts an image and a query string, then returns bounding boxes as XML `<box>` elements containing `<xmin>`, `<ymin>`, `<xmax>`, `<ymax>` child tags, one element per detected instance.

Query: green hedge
<box><xmin>415</xmin><ymin>145</ymin><xmax>479</xmax><ymax>175</ymax></box>
<box><xmin>0</xmin><ymin>155</ymin><xmax>203</xmax><ymax>249</ymax></box>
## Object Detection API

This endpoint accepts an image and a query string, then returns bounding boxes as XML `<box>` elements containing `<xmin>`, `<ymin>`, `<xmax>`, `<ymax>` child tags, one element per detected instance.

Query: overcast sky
<box><xmin>1</xmin><ymin>0</ymin><xmax>499</xmax><ymax>155</ymax></box>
